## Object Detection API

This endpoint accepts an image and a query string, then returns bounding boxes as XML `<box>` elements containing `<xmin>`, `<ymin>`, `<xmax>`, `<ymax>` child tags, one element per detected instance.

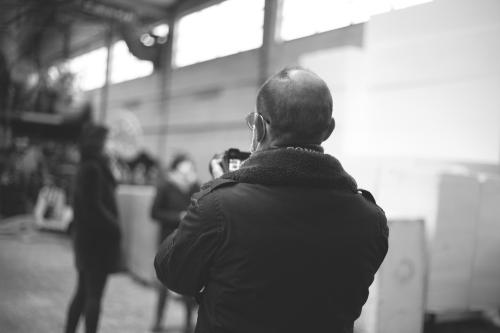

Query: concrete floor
<box><xmin>2</xmin><ymin>215</ymin><xmax>500</xmax><ymax>333</ymax></box>
<box><xmin>0</xmin><ymin>216</ymin><xmax>192</xmax><ymax>333</ymax></box>
<box><xmin>424</xmin><ymin>318</ymin><xmax>500</xmax><ymax>333</ymax></box>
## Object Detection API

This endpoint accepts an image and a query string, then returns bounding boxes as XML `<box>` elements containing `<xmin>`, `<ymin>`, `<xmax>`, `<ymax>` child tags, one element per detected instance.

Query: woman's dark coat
<box><xmin>72</xmin><ymin>154</ymin><xmax>121</xmax><ymax>273</ymax></box>
<box><xmin>155</xmin><ymin>147</ymin><xmax>389</xmax><ymax>333</ymax></box>
<box><xmin>151</xmin><ymin>180</ymin><xmax>200</xmax><ymax>243</ymax></box>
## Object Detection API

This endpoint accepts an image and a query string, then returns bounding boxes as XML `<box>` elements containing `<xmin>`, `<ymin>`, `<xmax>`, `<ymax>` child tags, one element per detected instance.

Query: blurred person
<box><xmin>0</xmin><ymin>50</ymin><xmax>9</xmax><ymax>113</ymax></box>
<box><xmin>151</xmin><ymin>154</ymin><xmax>200</xmax><ymax>332</ymax></box>
<box><xmin>155</xmin><ymin>67</ymin><xmax>389</xmax><ymax>333</ymax></box>
<box><xmin>33</xmin><ymin>175</ymin><xmax>73</xmax><ymax>231</ymax></box>
<box><xmin>0</xmin><ymin>147</ymin><xmax>27</xmax><ymax>217</ymax></box>
<box><xmin>64</xmin><ymin>124</ymin><xmax>122</xmax><ymax>333</ymax></box>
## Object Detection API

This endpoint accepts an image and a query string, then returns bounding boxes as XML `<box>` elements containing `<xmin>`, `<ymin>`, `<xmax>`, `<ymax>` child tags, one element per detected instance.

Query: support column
<box><xmin>62</xmin><ymin>23</ymin><xmax>72</xmax><ymax>60</ymax></box>
<box><xmin>157</xmin><ymin>16</ymin><xmax>175</xmax><ymax>159</ymax></box>
<box><xmin>259</xmin><ymin>0</ymin><xmax>280</xmax><ymax>85</ymax></box>
<box><xmin>100</xmin><ymin>25</ymin><xmax>113</xmax><ymax>123</ymax></box>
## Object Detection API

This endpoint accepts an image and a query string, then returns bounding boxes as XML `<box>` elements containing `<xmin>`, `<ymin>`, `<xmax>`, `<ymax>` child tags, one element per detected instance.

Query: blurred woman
<box><xmin>150</xmin><ymin>154</ymin><xmax>200</xmax><ymax>333</ymax></box>
<box><xmin>64</xmin><ymin>124</ymin><xmax>122</xmax><ymax>333</ymax></box>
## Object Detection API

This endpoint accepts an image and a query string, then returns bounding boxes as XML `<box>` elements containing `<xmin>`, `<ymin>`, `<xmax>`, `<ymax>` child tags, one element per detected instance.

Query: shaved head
<box><xmin>256</xmin><ymin>66</ymin><xmax>334</xmax><ymax>145</ymax></box>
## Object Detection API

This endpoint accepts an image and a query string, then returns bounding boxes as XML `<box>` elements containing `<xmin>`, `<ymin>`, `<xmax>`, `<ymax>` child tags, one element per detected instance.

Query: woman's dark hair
<box><xmin>79</xmin><ymin>123</ymin><xmax>108</xmax><ymax>156</ymax></box>
<box><xmin>169</xmin><ymin>153</ymin><xmax>191</xmax><ymax>171</ymax></box>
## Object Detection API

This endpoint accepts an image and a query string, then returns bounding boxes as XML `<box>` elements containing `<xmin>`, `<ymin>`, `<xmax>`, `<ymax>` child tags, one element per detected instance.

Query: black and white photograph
<box><xmin>1</xmin><ymin>0</ymin><xmax>499</xmax><ymax>332</ymax></box>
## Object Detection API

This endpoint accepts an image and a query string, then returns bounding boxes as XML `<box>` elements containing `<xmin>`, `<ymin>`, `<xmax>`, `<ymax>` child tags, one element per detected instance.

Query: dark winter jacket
<box><xmin>72</xmin><ymin>154</ymin><xmax>121</xmax><ymax>273</ymax></box>
<box><xmin>151</xmin><ymin>180</ymin><xmax>200</xmax><ymax>243</ymax></box>
<box><xmin>155</xmin><ymin>147</ymin><xmax>389</xmax><ymax>333</ymax></box>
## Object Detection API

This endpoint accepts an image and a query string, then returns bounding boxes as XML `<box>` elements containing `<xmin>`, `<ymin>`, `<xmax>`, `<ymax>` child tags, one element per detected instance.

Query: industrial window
<box><xmin>174</xmin><ymin>0</ymin><xmax>265</xmax><ymax>67</ymax></box>
<box><xmin>66</xmin><ymin>47</ymin><xmax>107</xmax><ymax>91</ymax></box>
<box><xmin>110</xmin><ymin>40</ymin><xmax>154</xmax><ymax>84</ymax></box>
<box><xmin>279</xmin><ymin>0</ymin><xmax>433</xmax><ymax>41</ymax></box>
<box><xmin>66</xmin><ymin>41</ymin><xmax>153</xmax><ymax>91</ymax></box>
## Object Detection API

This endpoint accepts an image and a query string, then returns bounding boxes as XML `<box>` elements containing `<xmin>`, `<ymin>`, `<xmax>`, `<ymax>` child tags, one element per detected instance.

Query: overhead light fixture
<box><xmin>140</xmin><ymin>34</ymin><xmax>155</xmax><ymax>47</ymax></box>
<box><xmin>152</xmin><ymin>23</ymin><xmax>169</xmax><ymax>37</ymax></box>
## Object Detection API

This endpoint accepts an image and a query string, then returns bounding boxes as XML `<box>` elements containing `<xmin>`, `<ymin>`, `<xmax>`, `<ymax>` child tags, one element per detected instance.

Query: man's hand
<box><xmin>209</xmin><ymin>156</ymin><xmax>225</xmax><ymax>179</ymax></box>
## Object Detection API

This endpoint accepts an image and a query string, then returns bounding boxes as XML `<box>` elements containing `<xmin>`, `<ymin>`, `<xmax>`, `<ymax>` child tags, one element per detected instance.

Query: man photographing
<box><xmin>155</xmin><ymin>66</ymin><xmax>389</xmax><ymax>333</ymax></box>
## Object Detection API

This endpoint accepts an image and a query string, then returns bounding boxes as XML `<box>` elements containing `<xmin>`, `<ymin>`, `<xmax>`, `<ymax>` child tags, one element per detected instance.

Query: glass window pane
<box><xmin>65</xmin><ymin>41</ymin><xmax>153</xmax><ymax>91</ymax></box>
<box><xmin>174</xmin><ymin>0</ymin><xmax>265</xmax><ymax>67</ymax></box>
<box><xmin>110</xmin><ymin>40</ymin><xmax>154</xmax><ymax>84</ymax></box>
<box><xmin>280</xmin><ymin>0</ymin><xmax>353</xmax><ymax>41</ymax></box>
<box><xmin>279</xmin><ymin>0</ymin><xmax>433</xmax><ymax>41</ymax></box>
<box><xmin>67</xmin><ymin>47</ymin><xmax>107</xmax><ymax>91</ymax></box>
<box><xmin>391</xmin><ymin>0</ymin><xmax>433</xmax><ymax>10</ymax></box>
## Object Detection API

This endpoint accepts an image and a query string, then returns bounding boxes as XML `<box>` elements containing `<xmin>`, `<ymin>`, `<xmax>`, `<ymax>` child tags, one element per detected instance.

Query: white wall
<box><xmin>361</xmin><ymin>0</ymin><xmax>500</xmax><ymax>164</ymax></box>
<box><xmin>302</xmin><ymin>0</ymin><xmax>500</xmax><ymax>165</ymax></box>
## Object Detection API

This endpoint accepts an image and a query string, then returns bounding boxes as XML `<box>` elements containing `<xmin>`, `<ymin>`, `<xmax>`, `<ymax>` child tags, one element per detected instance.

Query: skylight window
<box><xmin>280</xmin><ymin>0</ymin><xmax>433</xmax><ymax>41</ymax></box>
<box><xmin>67</xmin><ymin>47</ymin><xmax>108</xmax><ymax>91</ymax></box>
<box><xmin>110</xmin><ymin>40</ymin><xmax>154</xmax><ymax>85</ymax></box>
<box><xmin>65</xmin><ymin>40</ymin><xmax>153</xmax><ymax>91</ymax></box>
<box><xmin>174</xmin><ymin>0</ymin><xmax>265</xmax><ymax>67</ymax></box>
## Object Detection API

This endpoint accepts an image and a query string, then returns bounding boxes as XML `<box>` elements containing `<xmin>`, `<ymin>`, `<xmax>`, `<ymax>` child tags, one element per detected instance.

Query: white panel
<box><xmin>470</xmin><ymin>177</ymin><xmax>500</xmax><ymax>309</ymax></box>
<box><xmin>378</xmin><ymin>220</ymin><xmax>426</xmax><ymax>333</ymax></box>
<box><xmin>427</xmin><ymin>174</ymin><xmax>481</xmax><ymax>312</ymax></box>
<box><xmin>355</xmin><ymin>220</ymin><xmax>427</xmax><ymax>333</ymax></box>
<box><xmin>117</xmin><ymin>185</ymin><xmax>159</xmax><ymax>283</ymax></box>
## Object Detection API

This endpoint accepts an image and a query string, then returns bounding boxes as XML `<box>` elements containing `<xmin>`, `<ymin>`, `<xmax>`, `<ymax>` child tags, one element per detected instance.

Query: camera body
<box><xmin>224</xmin><ymin>148</ymin><xmax>251</xmax><ymax>172</ymax></box>
<box><xmin>209</xmin><ymin>148</ymin><xmax>250</xmax><ymax>176</ymax></box>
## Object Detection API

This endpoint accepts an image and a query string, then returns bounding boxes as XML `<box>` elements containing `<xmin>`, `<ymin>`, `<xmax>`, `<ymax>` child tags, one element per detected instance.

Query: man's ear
<box><xmin>255</xmin><ymin>115</ymin><xmax>267</xmax><ymax>143</ymax></box>
<box><xmin>321</xmin><ymin>118</ymin><xmax>335</xmax><ymax>142</ymax></box>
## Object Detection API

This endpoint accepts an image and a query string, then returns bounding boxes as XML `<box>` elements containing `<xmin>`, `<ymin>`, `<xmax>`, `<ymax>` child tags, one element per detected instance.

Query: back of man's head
<box><xmin>256</xmin><ymin>66</ymin><xmax>334</xmax><ymax>145</ymax></box>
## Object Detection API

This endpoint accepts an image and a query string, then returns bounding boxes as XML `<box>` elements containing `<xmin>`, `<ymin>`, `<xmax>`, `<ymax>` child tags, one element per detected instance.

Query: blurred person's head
<box><xmin>249</xmin><ymin>66</ymin><xmax>335</xmax><ymax>152</ymax></box>
<box><xmin>79</xmin><ymin>123</ymin><xmax>109</xmax><ymax>159</ymax></box>
<box><xmin>168</xmin><ymin>153</ymin><xmax>197</xmax><ymax>188</ymax></box>
<box><xmin>43</xmin><ymin>174</ymin><xmax>55</xmax><ymax>187</ymax></box>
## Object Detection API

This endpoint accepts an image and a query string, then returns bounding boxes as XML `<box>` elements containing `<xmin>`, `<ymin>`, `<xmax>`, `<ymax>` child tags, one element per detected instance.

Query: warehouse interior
<box><xmin>1</xmin><ymin>0</ymin><xmax>500</xmax><ymax>332</ymax></box>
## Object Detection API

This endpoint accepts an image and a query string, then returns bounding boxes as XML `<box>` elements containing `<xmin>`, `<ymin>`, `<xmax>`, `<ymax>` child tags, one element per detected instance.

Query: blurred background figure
<box><xmin>33</xmin><ymin>174</ymin><xmax>73</xmax><ymax>231</ymax></box>
<box><xmin>64</xmin><ymin>124</ymin><xmax>122</xmax><ymax>333</ymax></box>
<box><xmin>150</xmin><ymin>153</ymin><xmax>200</xmax><ymax>333</ymax></box>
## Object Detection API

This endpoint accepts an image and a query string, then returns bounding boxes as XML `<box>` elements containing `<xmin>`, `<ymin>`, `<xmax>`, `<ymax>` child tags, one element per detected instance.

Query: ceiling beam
<box><xmin>175</xmin><ymin>0</ymin><xmax>222</xmax><ymax>16</ymax></box>
<box><xmin>100</xmin><ymin>0</ymin><xmax>171</xmax><ymax>20</ymax></box>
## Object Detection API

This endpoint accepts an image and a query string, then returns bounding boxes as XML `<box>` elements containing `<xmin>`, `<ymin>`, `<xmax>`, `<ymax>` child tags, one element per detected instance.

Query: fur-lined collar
<box><xmin>221</xmin><ymin>147</ymin><xmax>357</xmax><ymax>191</ymax></box>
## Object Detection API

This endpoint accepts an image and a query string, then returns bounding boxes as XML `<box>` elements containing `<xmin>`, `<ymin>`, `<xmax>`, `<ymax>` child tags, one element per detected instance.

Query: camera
<box><xmin>209</xmin><ymin>148</ymin><xmax>250</xmax><ymax>177</ymax></box>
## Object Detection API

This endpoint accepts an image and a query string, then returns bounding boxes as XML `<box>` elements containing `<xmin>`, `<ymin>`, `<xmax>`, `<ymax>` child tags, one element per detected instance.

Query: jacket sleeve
<box><xmin>81</xmin><ymin>163</ymin><xmax>119</xmax><ymax>233</ymax></box>
<box><xmin>154</xmin><ymin>191</ymin><xmax>223</xmax><ymax>296</ymax></box>
<box><xmin>150</xmin><ymin>184</ymin><xmax>182</xmax><ymax>229</ymax></box>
